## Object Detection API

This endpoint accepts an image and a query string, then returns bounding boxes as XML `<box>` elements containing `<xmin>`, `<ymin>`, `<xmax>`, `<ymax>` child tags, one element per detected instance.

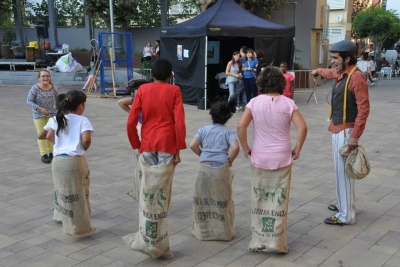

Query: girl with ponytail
<box><xmin>46</xmin><ymin>90</ymin><xmax>95</xmax><ymax>235</ymax></box>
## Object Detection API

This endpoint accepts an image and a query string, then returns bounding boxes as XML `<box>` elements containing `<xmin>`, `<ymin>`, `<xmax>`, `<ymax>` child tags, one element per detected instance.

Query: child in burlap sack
<box><xmin>189</xmin><ymin>98</ymin><xmax>239</xmax><ymax>241</ymax></box>
<box><xmin>237</xmin><ymin>66</ymin><xmax>307</xmax><ymax>253</ymax></box>
<box><xmin>45</xmin><ymin>90</ymin><xmax>95</xmax><ymax>236</ymax></box>
<box><xmin>123</xmin><ymin>58</ymin><xmax>186</xmax><ymax>258</ymax></box>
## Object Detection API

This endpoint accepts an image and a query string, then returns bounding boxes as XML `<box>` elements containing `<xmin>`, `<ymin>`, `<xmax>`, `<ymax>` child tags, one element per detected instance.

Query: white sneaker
<box><xmin>370</xmin><ymin>83</ymin><xmax>375</xmax><ymax>86</ymax></box>
<box><xmin>236</xmin><ymin>107</ymin><xmax>240</xmax><ymax>111</ymax></box>
<box><xmin>82</xmin><ymin>87</ymin><xmax>85</xmax><ymax>91</ymax></box>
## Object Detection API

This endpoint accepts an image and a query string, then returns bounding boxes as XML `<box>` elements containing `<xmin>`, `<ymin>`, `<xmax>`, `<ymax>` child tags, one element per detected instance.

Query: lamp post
<box><xmin>109</xmin><ymin>0</ymin><xmax>116</xmax><ymax>69</ymax></box>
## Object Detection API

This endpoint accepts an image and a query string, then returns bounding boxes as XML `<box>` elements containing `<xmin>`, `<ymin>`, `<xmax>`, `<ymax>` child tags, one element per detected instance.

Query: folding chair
<box><xmin>215</xmin><ymin>72</ymin><xmax>229</xmax><ymax>99</ymax></box>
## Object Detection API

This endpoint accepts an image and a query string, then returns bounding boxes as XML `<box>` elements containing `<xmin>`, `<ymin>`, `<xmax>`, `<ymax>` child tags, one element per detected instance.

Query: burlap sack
<box><xmin>191</xmin><ymin>163</ymin><xmax>235</xmax><ymax>241</ymax></box>
<box><xmin>248</xmin><ymin>163</ymin><xmax>292</xmax><ymax>253</ymax></box>
<box><xmin>339</xmin><ymin>144</ymin><xmax>370</xmax><ymax>180</ymax></box>
<box><xmin>52</xmin><ymin>189</ymin><xmax>62</xmax><ymax>223</ymax></box>
<box><xmin>122</xmin><ymin>154</ymin><xmax>175</xmax><ymax>258</ymax></box>
<box><xmin>52</xmin><ymin>156</ymin><xmax>94</xmax><ymax>235</ymax></box>
<box><xmin>127</xmin><ymin>150</ymin><xmax>142</xmax><ymax>201</ymax></box>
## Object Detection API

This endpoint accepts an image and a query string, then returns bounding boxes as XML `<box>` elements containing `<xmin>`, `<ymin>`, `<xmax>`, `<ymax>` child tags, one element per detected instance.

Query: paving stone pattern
<box><xmin>0</xmin><ymin>79</ymin><xmax>399</xmax><ymax>267</ymax></box>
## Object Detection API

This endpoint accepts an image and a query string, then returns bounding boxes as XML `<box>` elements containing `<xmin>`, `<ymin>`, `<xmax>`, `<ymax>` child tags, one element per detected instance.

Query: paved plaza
<box><xmin>0</xmin><ymin>78</ymin><xmax>400</xmax><ymax>267</ymax></box>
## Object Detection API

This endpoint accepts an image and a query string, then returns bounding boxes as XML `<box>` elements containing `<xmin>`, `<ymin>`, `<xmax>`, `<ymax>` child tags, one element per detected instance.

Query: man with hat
<box><xmin>311</xmin><ymin>40</ymin><xmax>370</xmax><ymax>225</ymax></box>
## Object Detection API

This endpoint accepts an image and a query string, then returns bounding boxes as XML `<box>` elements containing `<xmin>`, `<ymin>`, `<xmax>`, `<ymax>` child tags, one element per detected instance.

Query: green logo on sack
<box><xmin>262</xmin><ymin>217</ymin><xmax>275</xmax><ymax>232</ymax></box>
<box><xmin>142</xmin><ymin>187</ymin><xmax>167</xmax><ymax>207</ymax></box>
<box><xmin>146</xmin><ymin>220</ymin><xmax>158</xmax><ymax>238</ymax></box>
<box><xmin>253</xmin><ymin>186</ymin><xmax>286</xmax><ymax>205</ymax></box>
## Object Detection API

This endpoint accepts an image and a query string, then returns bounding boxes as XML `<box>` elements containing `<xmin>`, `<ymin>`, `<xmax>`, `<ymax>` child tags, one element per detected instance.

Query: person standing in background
<box><xmin>225</xmin><ymin>51</ymin><xmax>242</xmax><ymax>106</ymax></box>
<box><xmin>242</xmin><ymin>48</ymin><xmax>259</xmax><ymax>101</ymax></box>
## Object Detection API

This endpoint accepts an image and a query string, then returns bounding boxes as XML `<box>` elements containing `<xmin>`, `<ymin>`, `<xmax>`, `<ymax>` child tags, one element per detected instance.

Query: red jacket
<box><xmin>127</xmin><ymin>82</ymin><xmax>187</xmax><ymax>154</ymax></box>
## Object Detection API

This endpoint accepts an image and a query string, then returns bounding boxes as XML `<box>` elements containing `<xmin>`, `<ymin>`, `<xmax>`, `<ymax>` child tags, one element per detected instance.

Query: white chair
<box><xmin>380</xmin><ymin>67</ymin><xmax>392</xmax><ymax>80</ymax></box>
<box><xmin>215</xmin><ymin>72</ymin><xmax>229</xmax><ymax>98</ymax></box>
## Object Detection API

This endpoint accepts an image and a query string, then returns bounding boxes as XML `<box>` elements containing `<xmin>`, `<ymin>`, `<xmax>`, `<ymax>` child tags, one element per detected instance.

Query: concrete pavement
<box><xmin>0</xmin><ymin>78</ymin><xmax>399</xmax><ymax>267</ymax></box>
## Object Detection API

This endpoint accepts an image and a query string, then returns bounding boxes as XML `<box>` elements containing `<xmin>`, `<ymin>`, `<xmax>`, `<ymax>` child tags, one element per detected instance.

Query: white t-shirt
<box><xmin>47</xmin><ymin>114</ymin><xmax>94</xmax><ymax>156</ymax></box>
<box><xmin>368</xmin><ymin>60</ymin><xmax>376</xmax><ymax>71</ymax></box>
<box><xmin>357</xmin><ymin>60</ymin><xmax>371</xmax><ymax>72</ymax></box>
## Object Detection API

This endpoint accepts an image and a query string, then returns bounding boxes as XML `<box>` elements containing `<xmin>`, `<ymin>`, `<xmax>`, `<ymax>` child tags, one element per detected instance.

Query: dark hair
<box><xmin>56</xmin><ymin>90</ymin><xmax>87</xmax><ymax>136</ymax></box>
<box><xmin>246</xmin><ymin>48</ymin><xmax>255</xmax><ymax>60</ymax></box>
<box><xmin>56</xmin><ymin>93</ymin><xmax>66</xmax><ymax>109</ymax></box>
<box><xmin>280</xmin><ymin>61</ymin><xmax>288</xmax><ymax>67</ymax></box>
<box><xmin>362</xmin><ymin>52</ymin><xmax>368</xmax><ymax>60</ymax></box>
<box><xmin>240</xmin><ymin>46</ymin><xmax>247</xmax><ymax>53</ymax></box>
<box><xmin>255</xmin><ymin>49</ymin><xmax>264</xmax><ymax>59</ymax></box>
<box><xmin>260</xmin><ymin>63</ymin><xmax>268</xmax><ymax>69</ymax></box>
<box><xmin>209</xmin><ymin>98</ymin><xmax>236</xmax><ymax>124</ymax></box>
<box><xmin>230</xmin><ymin>51</ymin><xmax>242</xmax><ymax>69</ymax></box>
<box><xmin>339</xmin><ymin>52</ymin><xmax>357</xmax><ymax>65</ymax></box>
<box><xmin>256</xmin><ymin>66</ymin><xmax>286</xmax><ymax>94</ymax></box>
<box><xmin>155</xmin><ymin>40</ymin><xmax>160</xmax><ymax>44</ymax></box>
<box><xmin>151</xmin><ymin>58</ymin><xmax>172</xmax><ymax>81</ymax></box>
<box><xmin>127</xmin><ymin>79</ymin><xmax>151</xmax><ymax>93</ymax></box>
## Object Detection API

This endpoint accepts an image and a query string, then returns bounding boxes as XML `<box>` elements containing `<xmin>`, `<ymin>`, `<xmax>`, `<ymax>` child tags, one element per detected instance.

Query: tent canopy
<box><xmin>160</xmin><ymin>0</ymin><xmax>295</xmax><ymax>104</ymax></box>
<box><xmin>161</xmin><ymin>0</ymin><xmax>295</xmax><ymax>38</ymax></box>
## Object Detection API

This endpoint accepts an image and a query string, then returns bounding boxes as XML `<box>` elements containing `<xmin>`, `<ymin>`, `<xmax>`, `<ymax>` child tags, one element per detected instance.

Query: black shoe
<box><xmin>49</xmin><ymin>153</ymin><xmax>53</xmax><ymax>161</ymax></box>
<box><xmin>324</xmin><ymin>216</ymin><xmax>344</xmax><ymax>225</ymax></box>
<box><xmin>41</xmin><ymin>154</ymin><xmax>51</xmax><ymax>164</ymax></box>
<box><xmin>328</xmin><ymin>204</ymin><xmax>338</xmax><ymax>211</ymax></box>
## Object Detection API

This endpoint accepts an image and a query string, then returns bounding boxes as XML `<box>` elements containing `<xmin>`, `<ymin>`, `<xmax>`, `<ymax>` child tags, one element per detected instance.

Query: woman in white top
<box><xmin>46</xmin><ymin>90</ymin><xmax>95</xmax><ymax>236</ymax></box>
<box><xmin>142</xmin><ymin>41</ymin><xmax>153</xmax><ymax>63</ymax></box>
<box><xmin>357</xmin><ymin>52</ymin><xmax>374</xmax><ymax>86</ymax></box>
<box><xmin>225</xmin><ymin>51</ymin><xmax>243</xmax><ymax>110</ymax></box>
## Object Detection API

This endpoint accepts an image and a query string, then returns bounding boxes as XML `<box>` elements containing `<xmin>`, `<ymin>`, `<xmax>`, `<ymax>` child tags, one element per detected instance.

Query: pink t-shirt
<box><xmin>246</xmin><ymin>95</ymin><xmax>298</xmax><ymax>170</ymax></box>
<box><xmin>283</xmin><ymin>72</ymin><xmax>294</xmax><ymax>98</ymax></box>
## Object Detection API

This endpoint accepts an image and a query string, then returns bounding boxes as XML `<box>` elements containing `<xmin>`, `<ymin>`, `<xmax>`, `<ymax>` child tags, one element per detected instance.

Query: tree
<box><xmin>84</xmin><ymin>0</ymin><xmax>197</xmax><ymax>30</ymax></box>
<box><xmin>351</xmin><ymin>0</ymin><xmax>380</xmax><ymax>38</ymax></box>
<box><xmin>0</xmin><ymin>0</ymin><xmax>14</xmax><ymax>28</ymax></box>
<box><xmin>352</xmin><ymin>6</ymin><xmax>400</xmax><ymax>59</ymax></box>
<box><xmin>204</xmin><ymin>0</ymin><xmax>289</xmax><ymax>17</ymax></box>
<box><xmin>239</xmin><ymin>0</ymin><xmax>289</xmax><ymax>17</ymax></box>
<box><xmin>25</xmin><ymin>0</ymin><xmax>85</xmax><ymax>27</ymax></box>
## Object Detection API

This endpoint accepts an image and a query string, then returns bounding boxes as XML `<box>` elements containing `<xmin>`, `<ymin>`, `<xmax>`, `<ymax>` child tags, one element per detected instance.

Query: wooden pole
<box><xmin>87</xmin><ymin>59</ymin><xmax>102</xmax><ymax>95</ymax></box>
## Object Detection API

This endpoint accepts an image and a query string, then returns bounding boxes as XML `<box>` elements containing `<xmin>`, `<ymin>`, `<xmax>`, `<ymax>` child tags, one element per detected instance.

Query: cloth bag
<box><xmin>127</xmin><ymin>150</ymin><xmax>142</xmax><ymax>201</ymax></box>
<box><xmin>56</xmin><ymin>52</ymin><xmax>83</xmax><ymax>72</ymax></box>
<box><xmin>191</xmin><ymin>163</ymin><xmax>235</xmax><ymax>241</ymax></box>
<box><xmin>122</xmin><ymin>154</ymin><xmax>175</xmax><ymax>258</ymax></box>
<box><xmin>52</xmin><ymin>156</ymin><xmax>94</xmax><ymax>235</ymax></box>
<box><xmin>339</xmin><ymin>144</ymin><xmax>370</xmax><ymax>180</ymax></box>
<box><xmin>248</xmin><ymin>163</ymin><xmax>292</xmax><ymax>253</ymax></box>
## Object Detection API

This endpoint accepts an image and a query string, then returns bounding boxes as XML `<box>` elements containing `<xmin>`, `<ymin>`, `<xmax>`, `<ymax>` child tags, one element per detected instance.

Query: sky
<box><xmin>387</xmin><ymin>0</ymin><xmax>400</xmax><ymax>16</ymax></box>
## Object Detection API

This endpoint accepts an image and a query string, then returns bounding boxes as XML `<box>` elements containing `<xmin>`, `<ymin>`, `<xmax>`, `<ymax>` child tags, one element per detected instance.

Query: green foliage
<box><xmin>351</xmin><ymin>0</ymin><xmax>381</xmax><ymax>38</ymax></box>
<box><xmin>84</xmin><ymin>0</ymin><xmax>197</xmax><ymax>29</ymax></box>
<box><xmin>205</xmin><ymin>0</ymin><xmax>289</xmax><ymax>18</ymax></box>
<box><xmin>0</xmin><ymin>0</ymin><xmax>13</xmax><ymax>27</ymax></box>
<box><xmin>2</xmin><ymin>30</ymin><xmax>16</xmax><ymax>46</ymax></box>
<box><xmin>353</xmin><ymin>6</ymin><xmax>400</xmax><ymax>59</ymax></box>
<box><xmin>25</xmin><ymin>0</ymin><xmax>85</xmax><ymax>27</ymax></box>
<box><xmin>240</xmin><ymin>0</ymin><xmax>289</xmax><ymax>17</ymax></box>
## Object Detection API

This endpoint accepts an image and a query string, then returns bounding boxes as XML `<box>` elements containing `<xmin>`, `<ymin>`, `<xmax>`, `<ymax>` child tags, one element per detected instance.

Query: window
<box><xmin>327</xmin><ymin>27</ymin><xmax>342</xmax><ymax>36</ymax></box>
<box><xmin>327</xmin><ymin>0</ymin><xmax>345</xmax><ymax>10</ymax></box>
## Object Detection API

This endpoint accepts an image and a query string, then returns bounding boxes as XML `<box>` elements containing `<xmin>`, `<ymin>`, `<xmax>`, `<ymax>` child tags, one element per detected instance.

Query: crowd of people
<box><xmin>26</xmin><ymin>39</ymin><xmax>370</xmax><ymax>258</ymax></box>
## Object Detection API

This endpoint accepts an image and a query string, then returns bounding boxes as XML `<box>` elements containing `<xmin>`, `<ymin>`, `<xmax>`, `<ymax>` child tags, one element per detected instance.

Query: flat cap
<box><xmin>329</xmin><ymin>40</ymin><xmax>356</xmax><ymax>55</ymax></box>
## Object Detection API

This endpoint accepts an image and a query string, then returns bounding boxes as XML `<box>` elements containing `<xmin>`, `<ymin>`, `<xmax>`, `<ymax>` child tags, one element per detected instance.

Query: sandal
<box><xmin>324</xmin><ymin>216</ymin><xmax>344</xmax><ymax>225</ymax></box>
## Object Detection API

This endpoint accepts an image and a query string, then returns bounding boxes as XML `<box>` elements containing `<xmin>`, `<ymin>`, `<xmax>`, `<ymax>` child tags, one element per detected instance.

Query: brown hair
<box><xmin>230</xmin><ymin>51</ymin><xmax>242</xmax><ymax>69</ymax></box>
<box><xmin>246</xmin><ymin>48</ymin><xmax>255</xmax><ymax>60</ymax></box>
<box><xmin>256</xmin><ymin>66</ymin><xmax>286</xmax><ymax>94</ymax></box>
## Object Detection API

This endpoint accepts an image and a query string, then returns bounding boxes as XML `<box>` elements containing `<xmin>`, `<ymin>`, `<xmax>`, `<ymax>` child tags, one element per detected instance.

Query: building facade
<box><xmin>264</xmin><ymin>0</ymin><xmax>329</xmax><ymax>70</ymax></box>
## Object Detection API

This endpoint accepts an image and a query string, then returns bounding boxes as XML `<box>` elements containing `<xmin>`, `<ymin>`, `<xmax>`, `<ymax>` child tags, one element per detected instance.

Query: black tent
<box><xmin>160</xmin><ymin>0</ymin><xmax>295</xmax><ymax>106</ymax></box>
